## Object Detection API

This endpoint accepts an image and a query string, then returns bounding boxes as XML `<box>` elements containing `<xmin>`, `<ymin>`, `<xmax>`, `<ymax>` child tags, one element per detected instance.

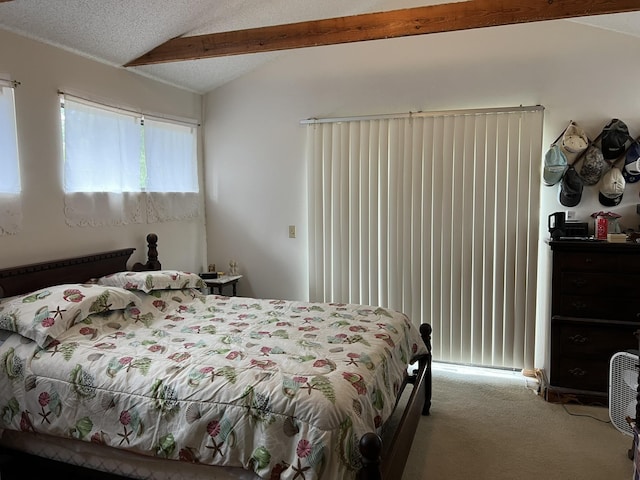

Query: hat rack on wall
<box><xmin>543</xmin><ymin>118</ymin><xmax>638</xmax><ymax>208</ymax></box>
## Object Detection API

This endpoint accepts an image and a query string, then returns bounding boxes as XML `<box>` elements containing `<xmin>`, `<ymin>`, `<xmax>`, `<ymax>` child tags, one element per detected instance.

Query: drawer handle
<box><xmin>570</xmin><ymin>301</ymin><xmax>587</xmax><ymax>310</ymax></box>
<box><xmin>571</xmin><ymin>278</ymin><xmax>587</xmax><ymax>287</ymax></box>
<box><xmin>584</xmin><ymin>257</ymin><xmax>593</xmax><ymax>264</ymax></box>
<box><xmin>568</xmin><ymin>368</ymin><xmax>586</xmax><ymax>377</ymax></box>
<box><xmin>568</xmin><ymin>334</ymin><xmax>588</xmax><ymax>344</ymax></box>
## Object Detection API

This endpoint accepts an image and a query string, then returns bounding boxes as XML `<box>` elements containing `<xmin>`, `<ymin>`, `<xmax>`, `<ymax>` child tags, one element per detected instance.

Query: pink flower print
<box><xmin>63</xmin><ymin>289</ymin><xmax>85</xmax><ymax>303</ymax></box>
<box><xmin>129</xmin><ymin>306</ymin><xmax>141</xmax><ymax>316</ymax></box>
<box><xmin>41</xmin><ymin>317</ymin><xmax>55</xmax><ymax>328</ymax></box>
<box><xmin>375</xmin><ymin>333</ymin><xmax>395</xmax><ymax>348</ymax></box>
<box><xmin>226</xmin><ymin>351</ymin><xmax>241</xmax><ymax>360</ymax></box>
<box><xmin>207</xmin><ymin>419</ymin><xmax>221</xmax><ymax>438</ymax></box>
<box><xmin>177</xmin><ymin>305</ymin><xmax>189</xmax><ymax>313</ymax></box>
<box><xmin>349</xmin><ymin>325</ymin><xmax>367</xmax><ymax>333</ymax></box>
<box><xmin>296</xmin><ymin>439</ymin><xmax>312</xmax><ymax>458</ymax></box>
<box><xmin>184</xmin><ymin>342</ymin><xmax>196</xmax><ymax>349</ymax></box>
<box><xmin>298</xmin><ymin>325</ymin><xmax>318</xmax><ymax>332</ymax></box>
<box><xmin>124</xmin><ymin>282</ymin><xmax>138</xmax><ymax>290</ymax></box>
<box><xmin>152</xmin><ymin>300</ymin><xmax>167</xmax><ymax>311</ymax></box>
<box><xmin>276</xmin><ymin>321</ymin><xmax>291</xmax><ymax>327</ymax></box>
<box><xmin>148</xmin><ymin>344</ymin><xmax>165</xmax><ymax>353</ymax></box>
<box><xmin>200</xmin><ymin>367</ymin><xmax>214</xmax><ymax>375</ymax></box>
<box><xmin>119</xmin><ymin>410</ymin><xmax>131</xmax><ymax>426</ymax></box>
<box><xmin>260</xmin><ymin>346</ymin><xmax>272</xmax><ymax>356</ymax></box>
<box><xmin>168</xmin><ymin>352</ymin><xmax>191</xmax><ymax>362</ymax></box>
<box><xmin>119</xmin><ymin>356</ymin><xmax>133</xmax><ymax>367</ymax></box>
<box><xmin>374</xmin><ymin>415</ymin><xmax>382</xmax><ymax>428</ymax></box>
<box><xmin>293</xmin><ymin>376</ymin><xmax>308</xmax><ymax>384</ymax></box>
<box><xmin>38</xmin><ymin>391</ymin><xmax>51</xmax><ymax>407</ymax></box>
<box><xmin>91</xmin><ymin>431</ymin><xmax>107</xmax><ymax>444</ymax></box>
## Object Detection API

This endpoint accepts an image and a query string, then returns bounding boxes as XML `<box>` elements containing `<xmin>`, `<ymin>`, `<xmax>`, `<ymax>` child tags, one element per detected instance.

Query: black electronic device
<box><xmin>548</xmin><ymin>212</ymin><xmax>565</xmax><ymax>240</ymax></box>
<box><xmin>564</xmin><ymin>222</ymin><xmax>589</xmax><ymax>238</ymax></box>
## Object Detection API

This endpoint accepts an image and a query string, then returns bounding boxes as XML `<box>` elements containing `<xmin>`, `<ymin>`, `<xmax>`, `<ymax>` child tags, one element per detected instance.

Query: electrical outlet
<box><xmin>288</xmin><ymin>225</ymin><xmax>296</xmax><ymax>238</ymax></box>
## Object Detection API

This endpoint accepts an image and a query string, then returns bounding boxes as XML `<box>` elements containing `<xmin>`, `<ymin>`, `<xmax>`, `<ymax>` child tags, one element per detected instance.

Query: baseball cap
<box><xmin>579</xmin><ymin>144</ymin><xmax>607</xmax><ymax>186</ymax></box>
<box><xmin>559</xmin><ymin>166</ymin><xmax>583</xmax><ymax>207</ymax></box>
<box><xmin>623</xmin><ymin>141</ymin><xmax>640</xmax><ymax>184</ymax></box>
<box><xmin>543</xmin><ymin>145</ymin><xmax>567</xmax><ymax>186</ymax></box>
<box><xmin>599</xmin><ymin>167</ymin><xmax>625</xmax><ymax>206</ymax></box>
<box><xmin>561</xmin><ymin>122</ymin><xmax>588</xmax><ymax>162</ymax></box>
<box><xmin>601</xmin><ymin>119</ymin><xmax>631</xmax><ymax>160</ymax></box>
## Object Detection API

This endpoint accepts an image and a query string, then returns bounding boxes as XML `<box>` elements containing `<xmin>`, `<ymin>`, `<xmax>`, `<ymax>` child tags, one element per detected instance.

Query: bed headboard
<box><xmin>0</xmin><ymin>233</ymin><xmax>162</xmax><ymax>299</ymax></box>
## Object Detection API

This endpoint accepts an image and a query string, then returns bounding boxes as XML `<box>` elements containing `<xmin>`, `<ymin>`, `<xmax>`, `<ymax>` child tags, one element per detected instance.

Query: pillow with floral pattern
<box><xmin>97</xmin><ymin>270</ymin><xmax>206</xmax><ymax>293</ymax></box>
<box><xmin>0</xmin><ymin>284</ymin><xmax>140</xmax><ymax>348</ymax></box>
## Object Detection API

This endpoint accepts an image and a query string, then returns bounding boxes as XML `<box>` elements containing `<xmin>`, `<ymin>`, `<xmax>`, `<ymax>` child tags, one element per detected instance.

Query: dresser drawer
<box><xmin>558</xmin><ymin>272</ymin><xmax>640</xmax><ymax>296</ymax></box>
<box><xmin>550</xmin><ymin>317</ymin><xmax>639</xmax><ymax>393</ymax></box>
<box><xmin>556</xmin><ymin>251</ymin><xmax>640</xmax><ymax>273</ymax></box>
<box><xmin>550</xmin><ymin>356</ymin><xmax>611</xmax><ymax>392</ymax></box>
<box><xmin>555</xmin><ymin>294</ymin><xmax>640</xmax><ymax>321</ymax></box>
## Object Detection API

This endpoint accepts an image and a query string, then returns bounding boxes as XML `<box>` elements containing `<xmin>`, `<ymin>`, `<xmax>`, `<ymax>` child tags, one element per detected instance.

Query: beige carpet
<box><xmin>401</xmin><ymin>363</ymin><xmax>633</xmax><ymax>480</ymax></box>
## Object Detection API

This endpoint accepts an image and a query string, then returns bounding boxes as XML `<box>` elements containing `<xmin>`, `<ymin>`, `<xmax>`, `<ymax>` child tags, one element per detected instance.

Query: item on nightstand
<box><xmin>229</xmin><ymin>260</ymin><xmax>238</xmax><ymax>276</ymax></box>
<box><xmin>200</xmin><ymin>272</ymin><xmax>219</xmax><ymax>279</ymax></box>
<box><xmin>548</xmin><ymin>212</ymin><xmax>565</xmax><ymax>240</ymax></box>
<box><xmin>607</xmin><ymin>233</ymin><xmax>627</xmax><ymax>243</ymax></box>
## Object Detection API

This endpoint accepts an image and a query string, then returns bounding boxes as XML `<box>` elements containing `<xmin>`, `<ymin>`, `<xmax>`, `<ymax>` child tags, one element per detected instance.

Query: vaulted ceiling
<box><xmin>1</xmin><ymin>0</ymin><xmax>639</xmax><ymax>94</ymax></box>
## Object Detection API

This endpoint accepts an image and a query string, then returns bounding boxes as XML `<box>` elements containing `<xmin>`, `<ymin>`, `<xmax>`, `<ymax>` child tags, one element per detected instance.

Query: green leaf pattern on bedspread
<box><xmin>0</xmin><ymin>289</ymin><xmax>428</xmax><ymax>479</ymax></box>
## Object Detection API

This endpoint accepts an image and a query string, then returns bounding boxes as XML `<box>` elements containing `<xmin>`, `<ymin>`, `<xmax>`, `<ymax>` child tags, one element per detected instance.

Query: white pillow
<box><xmin>97</xmin><ymin>270</ymin><xmax>206</xmax><ymax>293</ymax></box>
<box><xmin>0</xmin><ymin>284</ymin><xmax>140</xmax><ymax>348</ymax></box>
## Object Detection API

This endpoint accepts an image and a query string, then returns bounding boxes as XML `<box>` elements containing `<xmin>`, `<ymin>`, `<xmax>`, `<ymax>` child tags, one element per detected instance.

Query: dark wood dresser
<box><xmin>548</xmin><ymin>240</ymin><xmax>640</xmax><ymax>404</ymax></box>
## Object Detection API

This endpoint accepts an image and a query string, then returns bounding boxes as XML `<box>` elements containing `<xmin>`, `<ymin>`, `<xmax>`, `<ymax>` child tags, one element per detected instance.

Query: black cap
<box><xmin>559</xmin><ymin>166</ymin><xmax>583</xmax><ymax>207</ymax></box>
<box><xmin>601</xmin><ymin>119</ymin><xmax>631</xmax><ymax>160</ymax></box>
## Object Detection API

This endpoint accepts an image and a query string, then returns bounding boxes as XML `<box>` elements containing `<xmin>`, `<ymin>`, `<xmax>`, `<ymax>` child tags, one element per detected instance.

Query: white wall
<box><xmin>0</xmin><ymin>30</ymin><xmax>206</xmax><ymax>272</ymax></box>
<box><xmin>203</xmin><ymin>19</ymin><xmax>640</xmax><ymax>370</ymax></box>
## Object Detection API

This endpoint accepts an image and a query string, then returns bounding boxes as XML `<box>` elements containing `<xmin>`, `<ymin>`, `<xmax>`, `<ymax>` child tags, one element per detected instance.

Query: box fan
<box><xmin>609</xmin><ymin>350</ymin><xmax>639</xmax><ymax>437</ymax></box>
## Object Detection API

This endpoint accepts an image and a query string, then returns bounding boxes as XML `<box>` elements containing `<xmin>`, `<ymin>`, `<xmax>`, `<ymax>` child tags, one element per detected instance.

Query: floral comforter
<box><xmin>0</xmin><ymin>281</ymin><xmax>428</xmax><ymax>479</ymax></box>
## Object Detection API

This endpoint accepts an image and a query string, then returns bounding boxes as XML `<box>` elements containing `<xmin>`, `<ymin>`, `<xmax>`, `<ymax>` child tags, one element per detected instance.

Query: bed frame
<box><xmin>0</xmin><ymin>233</ymin><xmax>432</xmax><ymax>480</ymax></box>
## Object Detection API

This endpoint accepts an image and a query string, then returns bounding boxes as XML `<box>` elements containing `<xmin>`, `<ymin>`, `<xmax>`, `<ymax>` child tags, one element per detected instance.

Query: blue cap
<box><xmin>623</xmin><ymin>141</ymin><xmax>640</xmax><ymax>184</ymax></box>
<box><xmin>543</xmin><ymin>145</ymin><xmax>567</xmax><ymax>186</ymax></box>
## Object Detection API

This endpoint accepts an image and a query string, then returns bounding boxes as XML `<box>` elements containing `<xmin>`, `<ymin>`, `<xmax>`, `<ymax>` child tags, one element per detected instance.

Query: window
<box><xmin>305</xmin><ymin>106</ymin><xmax>544</xmax><ymax>371</ymax></box>
<box><xmin>0</xmin><ymin>80</ymin><xmax>20</xmax><ymax>194</ymax></box>
<box><xmin>0</xmin><ymin>78</ymin><xmax>22</xmax><ymax>236</ymax></box>
<box><xmin>61</xmin><ymin>94</ymin><xmax>198</xmax><ymax>194</ymax></box>
<box><xmin>60</xmin><ymin>93</ymin><xmax>200</xmax><ymax>227</ymax></box>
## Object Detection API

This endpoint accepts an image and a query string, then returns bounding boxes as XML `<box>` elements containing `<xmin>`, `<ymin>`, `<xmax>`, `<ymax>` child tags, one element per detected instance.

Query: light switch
<box><xmin>289</xmin><ymin>225</ymin><xmax>296</xmax><ymax>238</ymax></box>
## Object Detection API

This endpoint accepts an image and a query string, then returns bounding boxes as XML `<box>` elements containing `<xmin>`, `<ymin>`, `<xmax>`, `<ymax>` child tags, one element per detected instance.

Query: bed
<box><xmin>0</xmin><ymin>234</ymin><xmax>432</xmax><ymax>480</ymax></box>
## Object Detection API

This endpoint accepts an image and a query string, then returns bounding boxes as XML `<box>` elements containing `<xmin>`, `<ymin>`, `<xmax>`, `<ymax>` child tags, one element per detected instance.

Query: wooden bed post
<box><xmin>420</xmin><ymin>323</ymin><xmax>433</xmax><ymax>415</ymax></box>
<box><xmin>357</xmin><ymin>432</ymin><xmax>383</xmax><ymax>480</ymax></box>
<box><xmin>132</xmin><ymin>233</ymin><xmax>162</xmax><ymax>271</ymax></box>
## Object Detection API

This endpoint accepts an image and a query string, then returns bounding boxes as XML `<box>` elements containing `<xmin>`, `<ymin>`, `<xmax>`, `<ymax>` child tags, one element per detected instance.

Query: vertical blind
<box><xmin>305</xmin><ymin>106</ymin><xmax>544</xmax><ymax>370</ymax></box>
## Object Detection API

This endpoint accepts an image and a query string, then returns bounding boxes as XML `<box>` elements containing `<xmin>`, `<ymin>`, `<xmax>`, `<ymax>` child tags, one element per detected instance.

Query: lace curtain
<box><xmin>62</xmin><ymin>94</ymin><xmax>200</xmax><ymax>226</ymax></box>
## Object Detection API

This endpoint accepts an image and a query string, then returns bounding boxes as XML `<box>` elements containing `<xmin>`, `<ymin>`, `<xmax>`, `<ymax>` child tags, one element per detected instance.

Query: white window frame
<box><xmin>0</xmin><ymin>79</ymin><xmax>21</xmax><ymax>195</ymax></box>
<box><xmin>61</xmin><ymin>94</ymin><xmax>199</xmax><ymax>194</ymax></box>
<box><xmin>0</xmin><ymin>78</ymin><xmax>22</xmax><ymax>236</ymax></box>
<box><xmin>60</xmin><ymin>92</ymin><xmax>201</xmax><ymax>227</ymax></box>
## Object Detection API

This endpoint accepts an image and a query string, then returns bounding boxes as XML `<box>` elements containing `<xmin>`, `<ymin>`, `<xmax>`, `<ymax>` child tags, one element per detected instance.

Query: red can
<box><xmin>595</xmin><ymin>216</ymin><xmax>608</xmax><ymax>240</ymax></box>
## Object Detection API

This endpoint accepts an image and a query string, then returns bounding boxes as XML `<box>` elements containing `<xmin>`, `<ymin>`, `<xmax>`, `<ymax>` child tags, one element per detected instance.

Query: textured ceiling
<box><xmin>0</xmin><ymin>0</ymin><xmax>638</xmax><ymax>94</ymax></box>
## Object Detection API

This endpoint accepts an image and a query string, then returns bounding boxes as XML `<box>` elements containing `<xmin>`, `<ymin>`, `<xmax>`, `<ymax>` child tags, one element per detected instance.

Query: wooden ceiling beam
<box><xmin>125</xmin><ymin>0</ymin><xmax>640</xmax><ymax>67</ymax></box>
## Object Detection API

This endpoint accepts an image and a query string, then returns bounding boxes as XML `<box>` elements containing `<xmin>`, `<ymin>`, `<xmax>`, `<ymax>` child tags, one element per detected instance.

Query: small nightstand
<box><xmin>201</xmin><ymin>275</ymin><xmax>243</xmax><ymax>296</ymax></box>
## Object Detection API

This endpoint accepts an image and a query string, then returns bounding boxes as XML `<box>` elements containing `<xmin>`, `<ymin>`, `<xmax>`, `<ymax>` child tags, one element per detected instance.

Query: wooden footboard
<box><xmin>0</xmin><ymin>234</ymin><xmax>433</xmax><ymax>480</ymax></box>
<box><xmin>358</xmin><ymin>323</ymin><xmax>432</xmax><ymax>480</ymax></box>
